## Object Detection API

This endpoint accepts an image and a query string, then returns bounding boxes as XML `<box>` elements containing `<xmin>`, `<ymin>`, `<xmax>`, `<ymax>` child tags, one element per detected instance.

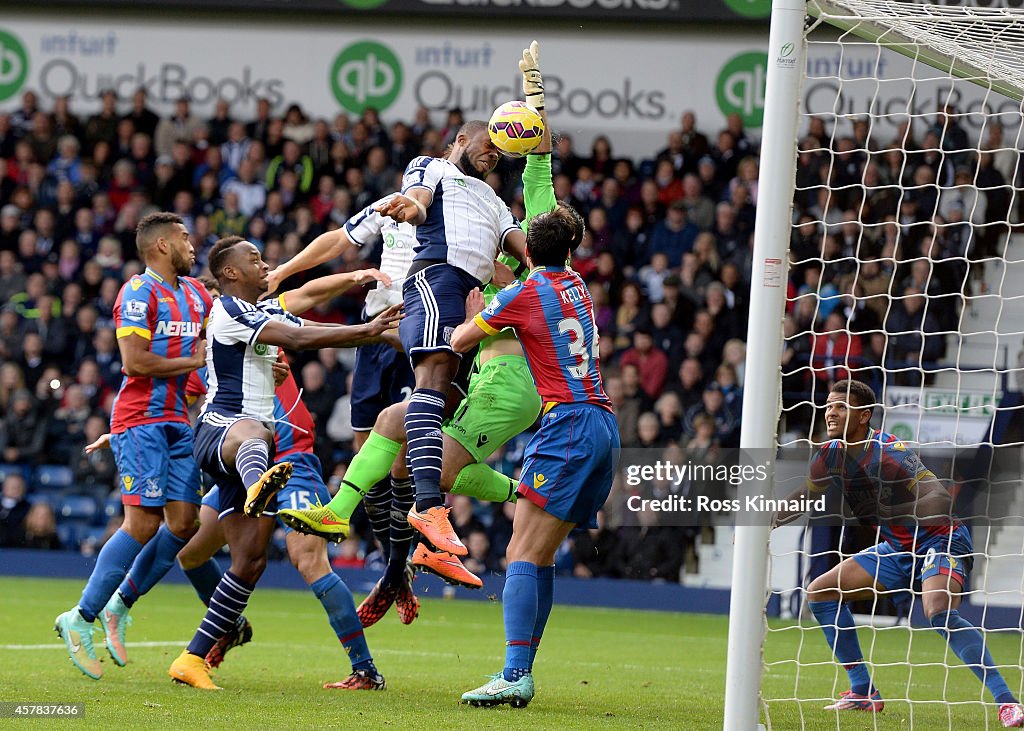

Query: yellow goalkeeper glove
<box><xmin>519</xmin><ymin>40</ymin><xmax>544</xmax><ymax>111</ymax></box>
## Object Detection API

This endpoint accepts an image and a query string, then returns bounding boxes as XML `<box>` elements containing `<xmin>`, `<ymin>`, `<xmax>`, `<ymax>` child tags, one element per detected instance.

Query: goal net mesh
<box><xmin>764</xmin><ymin>1</ymin><xmax>1024</xmax><ymax>727</ymax></box>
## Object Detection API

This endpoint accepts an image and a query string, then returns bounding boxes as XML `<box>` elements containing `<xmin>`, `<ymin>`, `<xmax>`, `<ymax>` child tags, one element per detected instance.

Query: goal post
<box><xmin>724</xmin><ymin>1</ymin><xmax>1024</xmax><ymax>729</ymax></box>
<box><xmin>722</xmin><ymin>2</ymin><xmax>808</xmax><ymax>730</ymax></box>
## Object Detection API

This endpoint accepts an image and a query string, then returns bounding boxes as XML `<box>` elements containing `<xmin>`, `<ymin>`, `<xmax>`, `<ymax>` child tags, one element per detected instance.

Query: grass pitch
<box><xmin>1</xmin><ymin>576</ymin><xmax>1020</xmax><ymax>729</ymax></box>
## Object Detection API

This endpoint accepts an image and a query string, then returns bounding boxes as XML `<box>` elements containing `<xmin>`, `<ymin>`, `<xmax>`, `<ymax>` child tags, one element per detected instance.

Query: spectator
<box><xmin>154</xmin><ymin>95</ymin><xmax>205</xmax><ymax>157</ymax></box>
<box><xmin>653</xmin><ymin>391</ymin><xmax>684</xmax><ymax>444</ymax></box>
<box><xmin>0</xmin><ymin>473</ymin><xmax>30</xmax><ymax>546</ymax></box>
<box><xmin>0</xmin><ymin>389</ymin><xmax>47</xmax><ymax>464</ymax></box>
<box><xmin>571</xmin><ymin>510</ymin><xmax>617</xmax><ymax>578</ymax></box>
<box><xmin>21</xmin><ymin>502</ymin><xmax>63</xmax><ymax>550</ymax></box>
<box><xmin>610</xmin><ymin>507</ymin><xmax>685</xmax><ymax>581</ymax></box>
<box><xmin>123</xmin><ymin>87</ymin><xmax>159</xmax><ymax>139</ymax></box>
<box><xmin>463</xmin><ymin>528</ymin><xmax>498</xmax><ymax>576</ymax></box>
<box><xmin>811</xmin><ymin>310</ymin><xmax>864</xmax><ymax>387</ymax></box>
<box><xmin>650</xmin><ymin>201</ymin><xmax>698</xmax><ymax>268</ymax></box>
<box><xmin>683</xmin><ymin>383</ymin><xmax>739</xmax><ymax>447</ymax></box>
<box><xmin>84</xmin><ymin>89</ymin><xmax>119</xmax><ymax>153</ymax></box>
<box><xmin>620</xmin><ymin>328</ymin><xmax>669</xmax><ymax>400</ymax></box>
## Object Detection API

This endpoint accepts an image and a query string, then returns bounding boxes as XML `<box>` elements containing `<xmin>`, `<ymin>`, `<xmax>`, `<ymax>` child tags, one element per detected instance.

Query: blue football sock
<box><xmin>383</xmin><ymin>475</ymin><xmax>415</xmax><ymax>588</ymax></box>
<box><xmin>78</xmin><ymin>529</ymin><xmax>143</xmax><ymax>622</ymax></box>
<box><xmin>183</xmin><ymin>559</ymin><xmax>225</xmax><ymax>606</ymax></box>
<box><xmin>930</xmin><ymin>610</ymin><xmax>1017</xmax><ymax>704</ymax></box>
<box><xmin>809</xmin><ymin>600</ymin><xmax>872</xmax><ymax>695</ymax></box>
<box><xmin>235</xmin><ymin>438</ymin><xmax>270</xmax><ymax>490</ymax></box>
<box><xmin>187</xmin><ymin>571</ymin><xmax>254</xmax><ymax>658</ymax></box>
<box><xmin>118</xmin><ymin>524</ymin><xmax>188</xmax><ymax>608</ymax></box>
<box><xmin>529</xmin><ymin>565</ymin><xmax>555</xmax><ymax>669</ymax></box>
<box><xmin>405</xmin><ymin>389</ymin><xmax>446</xmax><ymax>512</ymax></box>
<box><xmin>503</xmin><ymin>561</ymin><xmax>538</xmax><ymax>682</ymax></box>
<box><xmin>311</xmin><ymin>572</ymin><xmax>374</xmax><ymax>671</ymax></box>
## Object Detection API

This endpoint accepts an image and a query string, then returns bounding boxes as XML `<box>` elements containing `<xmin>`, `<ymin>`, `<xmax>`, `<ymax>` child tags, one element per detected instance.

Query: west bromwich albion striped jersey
<box><xmin>201</xmin><ymin>294</ymin><xmax>303</xmax><ymax>423</ymax></box>
<box><xmin>475</xmin><ymin>266</ymin><xmax>612</xmax><ymax>413</ymax></box>
<box><xmin>402</xmin><ymin>155</ymin><xmax>520</xmax><ymax>284</ymax></box>
<box><xmin>807</xmin><ymin>427</ymin><xmax>960</xmax><ymax>551</ymax></box>
<box><xmin>345</xmin><ymin>196</ymin><xmax>416</xmax><ymax>317</ymax></box>
<box><xmin>111</xmin><ymin>268</ymin><xmax>212</xmax><ymax>433</ymax></box>
<box><xmin>189</xmin><ymin>355</ymin><xmax>315</xmax><ymax>459</ymax></box>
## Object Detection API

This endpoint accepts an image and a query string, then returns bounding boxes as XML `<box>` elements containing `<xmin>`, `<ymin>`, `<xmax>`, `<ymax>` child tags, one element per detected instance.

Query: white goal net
<box><xmin>726</xmin><ymin>1</ymin><xmax>1024</xmax><ymax>729</ymax></box>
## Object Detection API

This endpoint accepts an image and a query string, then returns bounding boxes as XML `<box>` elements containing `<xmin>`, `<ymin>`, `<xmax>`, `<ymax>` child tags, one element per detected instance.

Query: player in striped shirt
<box><xmin>84</xmin><ymin>271</ymin><xmax>393</xmax><ymax>690</ymax></box>
<box><xmin>792</xmin><ymin>380</ymin><xmax>1024</xmax><ymax>726</ymax></box>
<box><xmin>55</xmin><ymin>212</ymin><xmax>211</xmax><ymax>681</ymax></box>
<box><xmin>167</xmin><ymin>236</ymin><xmax>401</xmax><ymax>690</ymax></box>
<box><xmin>265</xmin><ymin>199</ymin><xmax>419</xmax><ymax>620</ymax></box>
<box><xmin>373</xmin><ymin>113</ymin><xmax>529</xmax><ymax>558</ymax></box>
<box><xmin>277</xmin><ymin>42</ymin><xmax>569</xmax><ymax>604</ymax></box>
<box><xmin>451</xmin><ymin>203</ymin><xmax>620</xmax><ymax>708</ymax></box>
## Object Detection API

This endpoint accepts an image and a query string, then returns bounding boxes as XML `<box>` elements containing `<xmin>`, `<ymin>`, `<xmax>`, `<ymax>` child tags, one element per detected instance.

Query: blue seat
<box><xmin>27</xmin><ymin>492</ymin><xmax>58</xmax><ymax>509</ymax></box>
<box><xmin>56</xmin><ymin>522</ymin><xmax>86</xmax><ymax>550</ymax></box>
<box><xmin>0</xmin><ymin>463</ymin><xmax>29</xmax><ymax>484</ymax></box>
<box><xmin>59</xmin><ymin>494</ymin><xmax>99</xmax><ymax>522</ymax></box>
<box><xmin>101</xmin><ymin>493</ymin><xmax>123</xmax><ymax>524</ymax></box>
<box><xmin>36</xmin><ymin>465</ymin><xmax>75</xmax><ymax>490</ymax></box>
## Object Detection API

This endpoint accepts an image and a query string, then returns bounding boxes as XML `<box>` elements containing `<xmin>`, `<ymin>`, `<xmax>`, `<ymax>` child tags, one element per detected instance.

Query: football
<box><xmin>487</xmin><ymin>101</ymin><xmax>545</xmax><ymax>158</ymax></box>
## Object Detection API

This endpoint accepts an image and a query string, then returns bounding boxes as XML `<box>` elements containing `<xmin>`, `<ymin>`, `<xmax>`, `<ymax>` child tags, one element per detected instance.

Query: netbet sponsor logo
<box><xmin>0</xmin><ymin>29</ymin><xmax>29</xmax><ymax>102</ymax></box>
<box><xmin>419</xmin><ymin>0</ymin><xmax>672</xmax><ymax>7</ymax></box>
<box><xmin>330</xmin><ymin>41</ymin><xmax>402</xmax><ymax>114</ymax></box>
<box><xmin>715</xmin><ymin>51</ymin><xmax>767</xmax><ymax>128</ymax></box>
<box><xmin>338</xmin><ymin>0</ymin><xmax>389</xmax><ymax>7</ymax></box>
<box><xmin>154</xmin><ymin>320</ymin><xmax>202</xmax><ymax>337</ymax></box>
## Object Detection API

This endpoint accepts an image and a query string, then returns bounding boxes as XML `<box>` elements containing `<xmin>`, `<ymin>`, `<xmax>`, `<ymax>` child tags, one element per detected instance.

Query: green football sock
<box><xmin>449</xmin><ymin>463</ymin><xmax>518</xmax><ymax>503</ymax></box>
<box><xmin>327</xmin><ymin>431</ymin><xmax>402</xmax><ymax>519</ymax></box>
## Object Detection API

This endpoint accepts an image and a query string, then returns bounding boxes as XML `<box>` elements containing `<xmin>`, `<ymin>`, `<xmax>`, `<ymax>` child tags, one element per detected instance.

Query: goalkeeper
<box><xmin>781</xmin><ymin>379</ymin><xmax>1024</xmax><ymax>727</ymax></box>
<box><xmin>277</xmin><ymin>40</ymin><xmax>572</xmax><ymax>608</ymax></box>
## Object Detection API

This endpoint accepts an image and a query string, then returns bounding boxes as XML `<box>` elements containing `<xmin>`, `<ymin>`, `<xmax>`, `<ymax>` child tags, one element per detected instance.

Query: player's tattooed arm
<box><xmin>119</xmin><ymin>332</ymin><xmax>206</xmax><ymax>378</ymax></box>
<box><xmin>280</xmin><ymin>269</ymin><xmax>391</xmax><ymax>315</ymax></box>
<box><xmin>265</xmin><ymin>228</ymin><xmax>356</xmax><ymax>294</ymax></box>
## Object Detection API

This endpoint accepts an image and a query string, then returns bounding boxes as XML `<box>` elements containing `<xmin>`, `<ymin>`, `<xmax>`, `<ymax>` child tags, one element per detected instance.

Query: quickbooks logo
<box><xmin>723</xmin><ymin>0</ymin><xmax>771</xmax><ymax>18</ymax></box>
<box><xmin>329</xmin><ymin>41</ymin><xmax>402</xmax><ymax>114</ymax></box>
<box><xmin>715</xmin><ymin>51</ymin><xmax>767</xmax><ymax>128</ymax></box>
<box><xmin>0</xmin><ymin>29</ymin><xmax>28</xmax><ymax>102</ymax></box>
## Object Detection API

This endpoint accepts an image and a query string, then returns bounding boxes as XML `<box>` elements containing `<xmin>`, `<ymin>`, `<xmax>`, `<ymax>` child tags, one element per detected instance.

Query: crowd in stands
<box><xmin>0</xmin><ymin>84</ymin><xmax>1009</xmax><ymax>583</ymax></box>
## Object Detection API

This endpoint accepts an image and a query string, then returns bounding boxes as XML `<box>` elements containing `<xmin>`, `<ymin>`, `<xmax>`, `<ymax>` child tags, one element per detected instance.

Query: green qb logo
<box><xmin>254</xmin><ymin>343</ymin><xmax>269</xmax><ymax>356</ymax></box>
<box><xmin>329</xmin><ymin>41</ymin><xmax>402</xmax><ymax>115</ymax></box>
<box><xmin>715</xmin><ymin>51</ymin><xmax>768</xmax><ymax>128</ymax></box>
<box><xmin>0</xmin><ymin>29</ymin><xmax>28</xmax><ymax>103</ymax></box>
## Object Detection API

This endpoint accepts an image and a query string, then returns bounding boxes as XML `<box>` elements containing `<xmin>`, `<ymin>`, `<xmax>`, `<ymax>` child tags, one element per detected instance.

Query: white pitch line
<box><xmin>2</xmin><ymin>641</ymin><xmax>187</xmax><ymax>650</ymax></box>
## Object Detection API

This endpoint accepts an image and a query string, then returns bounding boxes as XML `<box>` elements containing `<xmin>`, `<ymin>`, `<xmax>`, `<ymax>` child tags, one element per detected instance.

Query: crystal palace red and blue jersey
<box><xmin>186</xmin><ymin>358</ymin><xmax>315</xmax><ymax>460</ymax></box>
<box><xmin>475</xmin><ymin>266</ymin><xmax>612</xmax><ymax>413</ymax></box>
<box><xmin>111</xmin><ymin>268</ymin><xmax>212</xmax><ymax>434</ymax></box>
<box><xmin>807</xmin><ymin>427</ymin><xmax>960</xmax><ymax>551</ymax></box>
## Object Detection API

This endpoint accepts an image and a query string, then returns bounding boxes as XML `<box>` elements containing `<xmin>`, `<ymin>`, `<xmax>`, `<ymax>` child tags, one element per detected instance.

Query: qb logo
<box><xmin>329</xmin><ymin>41</ymin><xmax>403</xmax><ymax>115</ymax></box>
<box><xmin>0</xmin><ymin>29</ymin><xmax>28</xmax><ymax>103</ymax></box>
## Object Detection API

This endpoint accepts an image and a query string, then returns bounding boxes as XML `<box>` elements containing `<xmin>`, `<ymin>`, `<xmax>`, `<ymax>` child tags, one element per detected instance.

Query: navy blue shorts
<box><xmin>399</xmin><ymin>263</ymin><xmax>481</xmax><ymax>362</ymax></box>
<box><xmin>193</xmin><ymin>411</ymin><xmax>273</xmax><ymax>518</ymax></box>
<box><xmin>111</xmin><ymin>422</ymin><xmax>201</xmax><ymax>507</ymax></box>
<box><xmin>517</xmin><ymin>404</ymin><xmax>620</xmax><ymax>529</ymax></box>
<box><xmin>351</xmin><ymin>341</ymin><xmax>415</xmax><ymax>431</ymax></box>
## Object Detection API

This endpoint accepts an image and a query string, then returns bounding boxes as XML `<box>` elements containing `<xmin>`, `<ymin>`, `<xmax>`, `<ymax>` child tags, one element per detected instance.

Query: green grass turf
<box><xmin>1</xmin><ymin>576</ymin><xmax>1020</xmax><ymax>729</ymax></box>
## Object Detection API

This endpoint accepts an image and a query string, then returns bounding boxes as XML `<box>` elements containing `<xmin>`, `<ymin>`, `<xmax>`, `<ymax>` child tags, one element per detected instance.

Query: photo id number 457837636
<box><xmin>0</xmin><ymin>703</ymin><xmax>84</xmax><ymax>717</ymax></box>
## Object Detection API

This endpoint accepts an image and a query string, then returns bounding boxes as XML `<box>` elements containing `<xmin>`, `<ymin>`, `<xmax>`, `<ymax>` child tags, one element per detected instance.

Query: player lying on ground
<box><xmin>88</xmin><ymin>271</ymin><xmax>396</xmax><ymax>690</ymax></box>
<box><xmin>277</xmin><ymin>40</ymin><xmax>571</xmax><ymax>605</ymax></box>
<box><xmin>451</xmin><ymin>202</ymin><xmax>620</xmax><ymax>709</ymax></box>
<box><xmin>55</xmin><ymin>212</ymin><xmax>212</xmax><ymax>681</ymax></box>
<box><xmin>779</xmin><ymin>378</ymin><xmax>1024</xmax><ymax>727</ymax></box>
<box><xmin>168</xmin><ymin>236</ymin><xmax>401</xmax><ymax>690</ymax></box>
